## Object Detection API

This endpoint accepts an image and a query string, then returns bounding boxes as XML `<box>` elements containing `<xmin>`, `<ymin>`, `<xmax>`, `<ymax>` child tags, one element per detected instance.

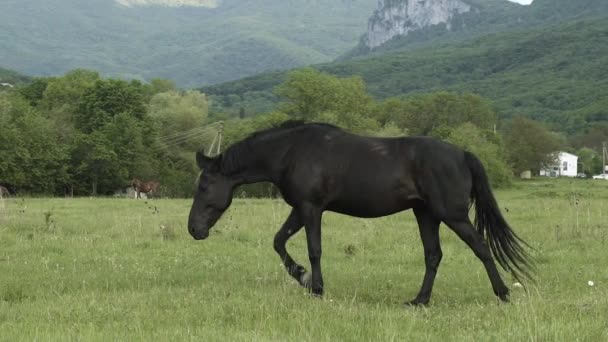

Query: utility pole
<box><xmin>216</xmin><ymin>121</ymin><xmax>224</xmax><ymax>155</ymax></box>
<box><xmin>206</xmin><ymin>121</ymin><xmax>224</xmax><ymax>156</ymax></box>
<box><xmin>207</xmin><ymin>133</ymin><xmax>218</xmax><ymax>156</ymax></box>
<box><xmin>603</xmin><ymin>141</ymin><xmax>607</xmax><ymax>175</ymax></box>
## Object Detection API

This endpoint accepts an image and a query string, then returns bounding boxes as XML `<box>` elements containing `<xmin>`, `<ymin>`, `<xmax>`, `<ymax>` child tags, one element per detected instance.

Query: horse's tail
<box><xmin>464</xmin><ymin>151</ymin><xmax>534</xmax><ymax>283</ymax></box>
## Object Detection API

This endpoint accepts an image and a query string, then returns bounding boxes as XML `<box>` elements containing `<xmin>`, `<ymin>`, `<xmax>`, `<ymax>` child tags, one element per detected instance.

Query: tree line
<box><xmin>1</xmin><ymin>68</ymin><xmax>604</xmax><ymax>197</ymax></box>
<box><xmin>1</xmin><ymin>70</ymin><xmax>210</xmax><ymax>197</ymax></box>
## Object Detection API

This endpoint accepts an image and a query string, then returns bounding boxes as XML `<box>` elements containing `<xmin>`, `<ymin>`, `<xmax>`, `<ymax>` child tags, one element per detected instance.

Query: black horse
<box><xmin>188</xmin><ymin>121</ymin><xmax>532</xmax><ymax>305</ymax></box>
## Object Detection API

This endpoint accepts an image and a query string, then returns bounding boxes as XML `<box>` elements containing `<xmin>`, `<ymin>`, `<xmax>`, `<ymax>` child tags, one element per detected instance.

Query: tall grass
<box><xmin>0</xmin><ymin>178</ymin><xmax>607</xmax><ymax>341</ymax></box>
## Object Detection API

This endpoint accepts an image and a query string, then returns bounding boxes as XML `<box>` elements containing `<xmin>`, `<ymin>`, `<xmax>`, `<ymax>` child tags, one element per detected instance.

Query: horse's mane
<box><xmin>220</xmin><ymin>120</ymin><xmax>339</xmax><ymax>175</ymax></box>
<box><xmin>245</xmin><ymin>120</ymin><xmax>338</xmax><ymax>140</ymax></box>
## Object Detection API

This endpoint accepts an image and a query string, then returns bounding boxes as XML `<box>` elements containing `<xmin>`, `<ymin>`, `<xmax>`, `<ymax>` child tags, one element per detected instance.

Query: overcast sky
<box><xmin>508</xmin><ymin>0</ymin><xmax>534</xmax><ymax>4</ymax></box>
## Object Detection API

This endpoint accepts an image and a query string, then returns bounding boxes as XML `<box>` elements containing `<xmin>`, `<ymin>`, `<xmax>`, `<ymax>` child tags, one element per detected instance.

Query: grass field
<box><xmin>1</xmin><ymin>179</ymin><xmax>607</xmax><ymax>341</ymax></box>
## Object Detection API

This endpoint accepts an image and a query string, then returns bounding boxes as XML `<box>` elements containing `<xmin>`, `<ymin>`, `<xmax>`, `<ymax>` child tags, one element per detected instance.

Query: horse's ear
<box><xmin>196</xmin><ymin>151</ymin><xmax>221</xmax><ymax>171</ymax></box>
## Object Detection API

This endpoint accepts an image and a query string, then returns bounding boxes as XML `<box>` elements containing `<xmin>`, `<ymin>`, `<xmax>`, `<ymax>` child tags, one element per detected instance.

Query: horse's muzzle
<box><xmin>193</xmin><ymin>231</ymin><xmax>209</xmax><ymax>240</ymax></box>
<box><xmin>189</xmin><ymin>226</ymin><xmax>209</xmax><ymax>240</ymax></box>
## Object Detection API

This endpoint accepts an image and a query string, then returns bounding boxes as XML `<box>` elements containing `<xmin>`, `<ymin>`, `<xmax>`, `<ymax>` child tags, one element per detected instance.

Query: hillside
<box><xmin>0</xmin><ymin>0</ymin><xmax>375</xmax><ymax>87</ymax></box>
<box><xmin>202</xmin><ymin>16</ymin><xmax>608</xmax><ymax>133</ymax></box>
<box><xmin>0</xmin><ymin>67</ymin><xmax>30</xmax><ymax>87</ymax></box>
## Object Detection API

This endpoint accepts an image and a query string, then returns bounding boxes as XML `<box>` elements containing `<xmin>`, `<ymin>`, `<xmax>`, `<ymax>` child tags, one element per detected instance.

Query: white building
<box><xmin>540</xmin><ymin>152</ymin><xmax>578</xmax><ymax>177</ymax></box>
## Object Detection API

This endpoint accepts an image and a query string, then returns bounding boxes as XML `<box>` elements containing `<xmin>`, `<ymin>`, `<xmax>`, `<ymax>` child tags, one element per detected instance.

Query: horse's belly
<box><xmin>323</xmin><ymin>173</ymin><xmax>421</xmax><ymax>217</ymax></box>
<box><xmin>326</xmin><ymin>195</ymin><xmax>422</xmax><ymax>218</ymax></box>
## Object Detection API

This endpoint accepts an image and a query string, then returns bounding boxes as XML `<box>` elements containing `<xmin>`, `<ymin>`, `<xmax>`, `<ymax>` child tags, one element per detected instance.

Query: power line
<box><xmin>158</xmin><ymin>125</ymin><xmax>218</xmax><ymax>146</ymax></box>
<box><xmin>155</xmin><ymin>122</ymin><xmax>222</xmax><ymax>147</ymax></box>
<box><xmin>154</xmin><ymin>130</ymin><xmax>217</xmax><ymax>151</ymax></box>
<box><xmin>158</xmin><ymin>121</ymin><xmax>222</xmax><ymax>142</ymax></box>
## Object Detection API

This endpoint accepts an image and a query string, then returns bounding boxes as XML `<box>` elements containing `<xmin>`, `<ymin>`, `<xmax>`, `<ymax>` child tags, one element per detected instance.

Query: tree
<box><xmin>386</xmin><ymin>92</ymin><xmax>497</xmax><ymax>136</ymax></box>
<box><xmin>75</xmin><ymin>79</ymin><xmax>146</xmax><ymax>133</ymax></box>
<box><xmin>147</xmin><ymin>90</ymin><xmax>212</xmax><ymax>196</ymax></box>
<box><xmin>445</xmin><ymin>123</ymin><xmax>512</xmax><ymax>188</ymax></box>
<box><xmin>372</xmin><ymin>121</ymin><xmax>407</xmax><ymax>137</ymax></box>
<box><xmin>70</xmin><ymin>131</ymin><xmax>121</xmax><ymax>195</ymax></box>
<box><xmin>147</xmin><ymin>78</ymin><xmax>176</xmax><ymax>98</ymax></box>
<box><xmin>0</xmin><ymin>91</ymin><xmax>33</xmax><ymax>121</ymax></box>
<box><xmin>18</xmin><ymin>78</ymin><xmax>51</xmax><ymax>107</ymax></box>
<box><xmin>102</xmin><ymin>112</ymin><xmax>158</xmax><ymax>181</ymax></box>
<box><xmin>275</xmin><ymin>69</ymin><xmax>377</xmax><ymax>132</ymax></box>
<box><xmin>0</xmin><ymin>93</ymin><xmax>69</xmax><ymax>193</ymax></box>
<box><xmin>15</xmin><ymin>112</ymin><xmax>70</xmax><ymax>193</ymax></box>
<box><xmin>576</xmin><ymin>147</ymin><xmax>602</xmax><ymax>175</ymax></box>
<box><xmin>40</xmin><ymin>69</ymin><xmax>100</xmax><ymax>141</ymax></box>
<box><xmin>503</xmin><ymin>116</ymin><xmax>562</xmax><ymax>174</ymax></box>
<box><xmin>149</xmin><ymin>90</ymin><xmax>210</xmax><ymax>151</ymax></box>
<box><xmin>371</xmin><ymin>97</ymin><xmax>407</xmax><ymax>128</ymax></box>
<box><xmin>41</xmin><ymin>69</ymin><xmax>100</xmax><ymax>112</ymax></box>
<box><xmin>0</xmin><ymin>102</ymin><xmax>24</xmax><ymax>187</ymax></box>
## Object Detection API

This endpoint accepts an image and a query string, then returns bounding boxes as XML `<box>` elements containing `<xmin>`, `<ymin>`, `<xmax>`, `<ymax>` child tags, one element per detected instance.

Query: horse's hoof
<box><xmin>299</xmin><ymin>271</ymin><xmax>312</xmax><ymax>289</ymax></box>
<box><xmin>497</xmin><ymin>288</ymin><xmax>510</xmax><ymax>303</ymax></box>
<box><xmin>309</xmin><ymin>291</ymin><xmax>323</xmax><ymax>298</ymax></box>
<box><xmin>310</xmin><ymin>287</ymin><xmax>324</xmax><ymax>297</ymax></box>
<box><xmin>404</xmin><ymin>299</ymin><xmax>429</xmax><ymax>307</ymax></box>
<box><xmin>498</xmin><ymin>294</ymin><xmax>510</xmax><ymax>303</ymax></box>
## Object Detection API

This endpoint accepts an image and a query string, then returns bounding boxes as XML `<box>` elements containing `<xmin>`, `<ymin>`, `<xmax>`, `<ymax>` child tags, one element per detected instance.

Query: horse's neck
<box><xmin>227</xmin><ymin>138</ymin><xmax>290</xmax><ymax>185</ymax></box>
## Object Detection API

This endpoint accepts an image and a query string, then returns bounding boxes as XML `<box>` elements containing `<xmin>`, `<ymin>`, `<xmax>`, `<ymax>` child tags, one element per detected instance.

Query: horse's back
<box><xmin>289</xmin><ymin>128</ymin><xmax>472</xmax><ymax>218</ymax></box>
<box><xmin>282</xmin><ymin>129</ymin><xmax>417</xmax><ymax>216</ymax></box>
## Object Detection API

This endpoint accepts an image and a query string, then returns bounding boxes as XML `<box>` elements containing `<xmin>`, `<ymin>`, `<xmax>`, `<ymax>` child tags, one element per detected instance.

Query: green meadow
<box><xmin>1</xmin><ymin>179</ymin><xmax>607</xmax><ymax>341</ymax></box>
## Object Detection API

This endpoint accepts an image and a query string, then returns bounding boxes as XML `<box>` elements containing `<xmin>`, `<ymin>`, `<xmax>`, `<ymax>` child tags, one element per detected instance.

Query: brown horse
<box><xmin>0</xmin><ymin>185</ymin><xmax>10</xmax><ymax>198</ymax></box>
<box><xmin>131</xmin><ymin>178</ymin><xmax>160</xmax><ymax>199</ymax></box>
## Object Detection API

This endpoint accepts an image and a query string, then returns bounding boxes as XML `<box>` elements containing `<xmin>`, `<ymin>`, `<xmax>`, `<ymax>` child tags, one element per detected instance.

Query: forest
<box><xmin>1</xmin><ymin>68</ymin><xmax>605</xmax><ymax>197</ymax></box>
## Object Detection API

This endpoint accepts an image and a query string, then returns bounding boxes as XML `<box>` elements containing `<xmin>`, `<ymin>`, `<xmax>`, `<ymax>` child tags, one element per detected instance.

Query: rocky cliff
<box><xmin>366</xmin><ymin>0</ymin><xmax>472</xmax><ymax>49</ymax></box>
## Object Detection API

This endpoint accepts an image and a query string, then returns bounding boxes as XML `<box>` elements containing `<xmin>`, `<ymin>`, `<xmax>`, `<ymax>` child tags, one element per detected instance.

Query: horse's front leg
<box><xmin>300</xmin><ymin>204</ymin><xmax>324</xmax><ymax>296</ymax></box>
<box><xmin>273</xmin><ymin>208</ymin><xmax>307</xmax><ymax>286</ymax></box>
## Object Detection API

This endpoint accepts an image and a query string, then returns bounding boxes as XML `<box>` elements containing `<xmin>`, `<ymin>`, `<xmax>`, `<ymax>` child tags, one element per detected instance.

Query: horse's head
<box><xmin>188</xmin><ymin>152</ymin><xmax>239</xmax><ymax>240</ymax></box>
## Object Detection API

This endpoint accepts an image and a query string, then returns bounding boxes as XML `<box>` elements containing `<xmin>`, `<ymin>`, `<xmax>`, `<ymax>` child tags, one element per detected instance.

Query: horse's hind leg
<box><xmin>406</xmin><ymin>207</ymin><xmax>442</xmax><ymax>306</ymax></box>
<box><xmin>443</xmin><ymin>218</ymin><xmax>509</xmax><ymax>302</ymax></box>
<box><xmin>301</xmin><ymin>204</ymin><xmax>324</xmax><ymax>296</ymax></box>
<box><xmin>273</xmin><ymin>208</ymin><xmax>308</xmax><ymax>287</ymax></box>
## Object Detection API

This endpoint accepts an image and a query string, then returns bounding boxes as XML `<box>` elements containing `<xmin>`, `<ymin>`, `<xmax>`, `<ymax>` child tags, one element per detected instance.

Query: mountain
<box><xmin>342</xmin><ymin>0</ymin><xmax>608</xmax><ymax>59</ymax></box>
<box><xmin>366</xmin><ymin>0</ymin><xmax>477</xmax><ymax>49</ymax></box>
<box><xmin>201</xmin><ymin>16</ymin><xmax>608</xmax><ymax>133</ymax></box>
<box><xmin>0</xmin><ymin>0</ymin><xmax>376</xmax><ymax>87</ymax></box>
